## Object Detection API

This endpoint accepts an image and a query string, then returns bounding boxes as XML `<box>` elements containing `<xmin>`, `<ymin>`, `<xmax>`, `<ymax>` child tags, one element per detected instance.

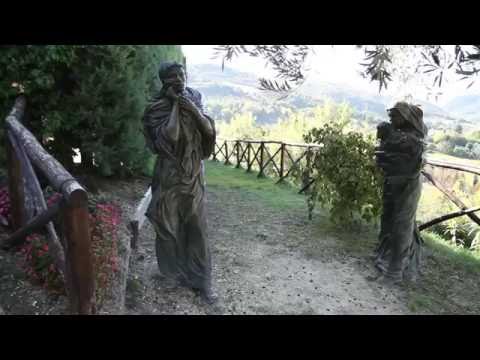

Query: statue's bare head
<box><xmin>159</xmin><ymin>62</ymin><xmax>186</xmax><ymax>94</ymax></box>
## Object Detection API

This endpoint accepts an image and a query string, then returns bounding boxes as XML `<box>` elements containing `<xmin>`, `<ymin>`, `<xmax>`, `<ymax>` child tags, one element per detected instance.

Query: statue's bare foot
<box><xmin>199</xmin><ymin>288</ymin><xmax>218</xmax><ymax>305</ymax></box>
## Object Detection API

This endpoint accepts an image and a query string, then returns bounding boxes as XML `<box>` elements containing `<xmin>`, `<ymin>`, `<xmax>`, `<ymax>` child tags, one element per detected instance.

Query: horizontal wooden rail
<box><xmin>3</xmin><ymin>96</ymin><xmax>94</xmax><ymax>315</ymax></box>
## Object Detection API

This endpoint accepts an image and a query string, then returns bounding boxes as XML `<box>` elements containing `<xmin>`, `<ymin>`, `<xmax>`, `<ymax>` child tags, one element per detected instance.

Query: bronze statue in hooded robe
<box><xmin>374</xmin><ymin>102</ymin><xmax>428</xmax><ymax>283</ymax></box>
<box><xmin>142</xmin><ymin>62</ymin><xmax>217</xmax><ymax>303</ymax></box>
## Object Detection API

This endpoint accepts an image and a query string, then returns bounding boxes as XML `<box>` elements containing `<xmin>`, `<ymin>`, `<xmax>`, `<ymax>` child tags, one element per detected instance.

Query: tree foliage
<box><xmin>214</xmin><ymin>45</ymin><xmax>480</xmax><ymax>96</ymax></box>
<box><xmin>214</xmin><ymin>45</ymin><xmax>311</xmax><ymax>92</ymax></box>
<box><xmin>0</xmin><ymin>45</ymin><xmax>184</xmax><ymax>176</ymax></box>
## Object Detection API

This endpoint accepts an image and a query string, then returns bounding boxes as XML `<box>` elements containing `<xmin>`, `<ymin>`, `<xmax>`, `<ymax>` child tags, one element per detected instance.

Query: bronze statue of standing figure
<box><xmin>142</xmin><ymin>62</ymin><xmax>217</xmax><ymax>304</ymax></box>
<box><xmin>374</xmin><ymin>102</ymin><xmax>428</xmax><ymax>283</ymax></box>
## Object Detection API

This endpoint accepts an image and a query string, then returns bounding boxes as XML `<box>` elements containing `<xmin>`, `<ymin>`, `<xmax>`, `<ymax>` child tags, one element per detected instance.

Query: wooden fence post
<box><xmin>62</xmin><ymin>189</ymin><xmax>95</xmax><ymax>315</ymax></box>
<box><xmin>212</xmin><ymin>143</ymin><xmax>217</xmax><ymax>161</ymax></box>
<box><xmin>4</xmin><ymin>98</ymin><xmax>28</xmax><ymax>232</ymax></box>
<box><xmin>302</xmin><ymin>146</ymin><xmax>313</xmax><ymax>189</ymax></box>
<box><xmin>5</xmin><ymin>101</ymin><xmax>95</xmax><ymax>315</ymax></box>
<box><xmin>5</xmin><ymin>133</ymin><xmax>26</xmax><ymax>231</ymax></box>
<box><xmin>278</xmin><ymin>143</ymin><xmax>285</xmax><ymax>180</ymax></box>
<box><xmin>246</xmin><ymin>143</ymin><xmax>252</xmax><ymax>172</ymax></box>
<box><xmin>224</xmin><ymin>141</ymin><xmax>231</xmax><ymax>165</ymax></box>
<box><xmin>258</xmin><ymin>142</ymin><xmax>265</xmax><ymax>178</ymax></box>
<box><xmin>236</xmin><ymin>141</ymin><xmax>241</xmax><ymax>168</ymax></box>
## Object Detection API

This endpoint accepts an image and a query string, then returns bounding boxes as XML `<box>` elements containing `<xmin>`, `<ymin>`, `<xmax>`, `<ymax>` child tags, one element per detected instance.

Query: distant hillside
<box><xmin>444</xmin><ymin>95</ymin><xmax>480</xmax><ymax>122</ymax></box>
<box><xmin>188</xmin><ymin>63</ymin><xmax>258</xmax><ymax>88</ymax></box>
<box><xmin>188</xmin><ymin>64</ymin><xmax>474</xmax><ymax>130</ymax></box>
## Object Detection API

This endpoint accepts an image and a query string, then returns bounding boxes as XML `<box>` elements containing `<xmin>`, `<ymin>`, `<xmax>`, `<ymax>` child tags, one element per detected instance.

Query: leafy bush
<box><xmin>431</xmin><ymin>217</ymin><xmax>480</xmax><ymax>250</ymax></box>
<box><xmin>20</xmin><ymin>233</ymin><xmax>65</xmax><ymax>293</ymax></box>
<box><xmin>299</xmin><ymin>121</ymin><xmax>383</xmax><ymax>225</ymax></box>
<box><xmin>453</xmin><ymin>146</ymin><xmax>471</xmax><ymax>159</ymax></box>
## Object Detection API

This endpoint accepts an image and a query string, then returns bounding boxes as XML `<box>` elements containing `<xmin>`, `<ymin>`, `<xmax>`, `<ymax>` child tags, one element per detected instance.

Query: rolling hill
<box><xmin>188</xmin><ymin>64</ymin><xmax>477</xmax><ymax>131</ymax></box>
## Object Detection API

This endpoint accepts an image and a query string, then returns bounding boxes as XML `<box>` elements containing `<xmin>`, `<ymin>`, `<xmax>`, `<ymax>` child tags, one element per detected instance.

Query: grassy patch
<box><xmin>407</xmin><ymin>293</ymin><xmax>438</xmax><ymax>313</ymax></box>
<box><xmin>207</xmin><ymin>160</ymin><xmax>380</xmax><ymax>255</ymax></box>
<box><xmin>422</xmin><ymin>232</ymin><xmax>480</xmax><ymax>275</ymax></box>
<box><xmin>206</xmin><ymin>159</ymin><xmax>480</xmax><ymax>314</ymax></box>
<box><xmin>403</xmin><ymin>231</ymin><xmax>480</xmax><ymax>314</ymax></box>
<box><xmin>205</xmin><ymin>160</ymin><xmax>306</xmax><ymax>210</ymax></box>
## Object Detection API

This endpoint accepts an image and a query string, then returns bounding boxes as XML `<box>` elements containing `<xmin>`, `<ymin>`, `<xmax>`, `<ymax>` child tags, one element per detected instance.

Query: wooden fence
<box><xmin>211</xmin><ymin>138</ymin><xmax>480</xmax><ymax>232</ymax></box>
<box><xmin>1</xmin><ymin>96</ymin><xmax>94</xmax><ymax>314</ymax></box>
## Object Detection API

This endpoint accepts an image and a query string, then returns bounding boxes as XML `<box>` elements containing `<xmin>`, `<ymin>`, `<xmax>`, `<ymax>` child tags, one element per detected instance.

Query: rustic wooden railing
<box><xmin>1</xmin><ymin>96</ymin><xmax>94</xmax><ymax>314</ymax></box>
<box><xmin>211</xmin><ymin>138</ymin><xmax>480</xmax><ymax>232</ymax></box>
<box><xmin>212</xmin><ymin>138</ymin><xmax>320</xmax><ymax>185</ymax></box>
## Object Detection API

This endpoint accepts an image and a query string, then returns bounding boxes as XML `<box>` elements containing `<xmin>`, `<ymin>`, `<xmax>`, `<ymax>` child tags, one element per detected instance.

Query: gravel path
<box><xmin>0</xmin><ymin>175</ymin><xmax>416</xmax><ymax>315</ymax></box>
<box><xmin>124</xmin><ymin>181</ymin><xmax>414</xmax><ymax>315</ymax></box>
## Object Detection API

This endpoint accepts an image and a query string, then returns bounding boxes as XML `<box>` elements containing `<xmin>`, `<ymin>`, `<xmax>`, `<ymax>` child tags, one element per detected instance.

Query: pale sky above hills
<box><xmin>182</xmin><ymin>45</ymin><xmax>480</xmax><ymax>107</ymax></box>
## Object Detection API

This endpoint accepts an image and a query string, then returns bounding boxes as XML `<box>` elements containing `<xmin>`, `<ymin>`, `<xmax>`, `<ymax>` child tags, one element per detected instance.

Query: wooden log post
<box><xmin>5</xmin><ymin>98</ymin><xmax>27</xmax><ymax>231</ymax></box>
<box><xmin>246</xmin><ymin>143</ymin><xmax>252</xmax><ymax>173</ymax></box>
<box><xmin>258</xmin><ymin>142</ymin><xmax>265</xmax><ymax>178</ymax></box>
<box><xmin>236</xmin><ymin>140</ymin><xmax>241</xmax><ymax>168</ymax></box>
<box><xmin>212</xmin><ymin>142</ymin><xmax>218</xmax><ymax>161</ymax></box>
<box><xmin>61</xmin><ymin>189</ymin><xmax>95</xmax><ymax>314</ymax></box>
<box><xmin>6</xmin><ymin>136</ymin><xmax>25</xmax><ymax>230</ymax></box>
<box><xmin>278</xmin><ymin>143</ymin><xmax>285</xmax><ymax>181</ymax></box>
<box><xmin>6</xmin><ymin>130</ymin><xmax>66</xmax><ymax>276</ymax></box>
<box><xmin>224</xmin><ymin>140</ymin><xmax>231</xmax><ymax>165</ymax></box>
<box><xmin>5</xmin><ymin>97</ymin><xmax>95</xmax><ymax>314</ymax></box>
<box><xmin>299</xmin><ymin>147</ymin><xmax>314</xmax><ymax>194</ymax></box>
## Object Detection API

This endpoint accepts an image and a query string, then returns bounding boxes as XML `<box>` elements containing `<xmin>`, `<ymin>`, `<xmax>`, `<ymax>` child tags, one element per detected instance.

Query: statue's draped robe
<box><xmin>142</xmin><ymin>87</ymin><xmax>215</xmax><ymax>291</ymax></box>
<box><xmin>375</xmin><ymin>126</ymin><xmax>426</xmax><ymax>281</ymax></box>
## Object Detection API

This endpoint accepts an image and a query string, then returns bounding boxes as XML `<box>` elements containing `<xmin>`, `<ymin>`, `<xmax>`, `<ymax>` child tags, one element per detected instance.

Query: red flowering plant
<box><xmin>20</xmin><ymin>233</ymin><xmax>65</xmax><ymax>293</ymax></box>
<box><xmin>17</xmin><ymin>190</ymin><xmax>65</xmax><ymax>293</ymax></box>
<box><xmin>2</xmin><ymin>185</ymin><xmax>122</xmax><ymax>307</ymax></box>
<box><xmin>0</xmin><ymin>187</ymin><xmax>61</xmax><ymax>293</ymax></box>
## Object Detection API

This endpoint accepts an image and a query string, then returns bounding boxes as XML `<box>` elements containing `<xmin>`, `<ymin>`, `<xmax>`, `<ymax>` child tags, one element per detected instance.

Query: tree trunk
<box><xmin>80</xmin><ymin>149</ymin><xmax>94</xmax><ymax>171</ymax></box>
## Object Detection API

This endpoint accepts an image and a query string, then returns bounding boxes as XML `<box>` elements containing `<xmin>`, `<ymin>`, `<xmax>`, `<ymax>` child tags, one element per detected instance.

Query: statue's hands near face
<box><xmin>166</xmin><ymin>86</ymin><xmax>179</xmax><ymax>101</ymax></box>
<box><xmin>178</xmin><ymin>96</ymin><xmax>201</xmax><ymax>117</ymax></box>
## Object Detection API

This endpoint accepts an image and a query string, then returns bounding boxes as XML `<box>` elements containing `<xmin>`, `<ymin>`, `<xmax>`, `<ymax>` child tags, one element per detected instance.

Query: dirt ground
<box><xmin>124</xmin><ymin>179</ymin><xmax>416</xmax><ymax>315</ymax></box>
<box><xmin>1</xmin><ymin>175</ymin><xmax>422</xmax><ymax>315</ymax></box>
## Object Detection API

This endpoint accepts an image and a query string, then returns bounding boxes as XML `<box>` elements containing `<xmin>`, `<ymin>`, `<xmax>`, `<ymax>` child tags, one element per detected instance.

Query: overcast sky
<box><xmin>182</xmin><ymin>45</ymin><xmax>480</xmax><ymax>106</ymax></box>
